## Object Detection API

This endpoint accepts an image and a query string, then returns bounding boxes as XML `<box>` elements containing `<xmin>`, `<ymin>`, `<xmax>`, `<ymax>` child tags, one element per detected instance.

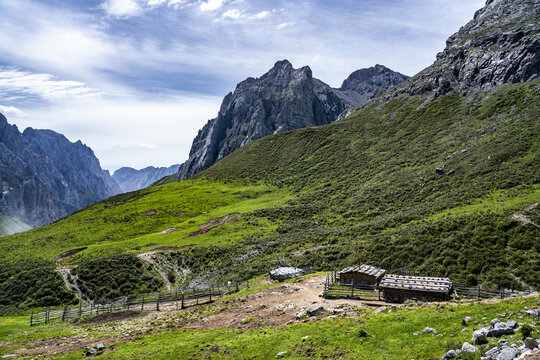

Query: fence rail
<box><xmin>452</xmin><ymin>283</ymin><xmax>528</xmax><ymax>300</ymax></box>
<box><xmin>30</xmin><ymin>281</ymin><xmax>249</xmax><ymax>326</ymax></box>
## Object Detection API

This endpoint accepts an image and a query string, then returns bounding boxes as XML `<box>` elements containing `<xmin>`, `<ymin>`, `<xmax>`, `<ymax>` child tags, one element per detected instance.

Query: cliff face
<box><xmin>177</xmin><ymin>61</ymin><xmax>408</xmax><ymax>180</ymax></box>
<box><xmin>390</xmin><ymin>0</ymin><xmax>539</xmax><ymax>97</ymax></box>
<box><xmin>0</xmin><ymin>113</ymin><xmax>121</xmax><ymax>229</ymax></box>
<box><xmin>112</xmin><ymin>164</ymin><xmax>180</xmax><ymax>192</ymax></box>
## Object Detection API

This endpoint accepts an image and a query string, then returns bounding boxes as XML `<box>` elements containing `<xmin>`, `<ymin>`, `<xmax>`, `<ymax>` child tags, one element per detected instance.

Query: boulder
<box><xmin>307</xmin><ymin>306</ymin><xmax>324</xmax><ymax>316</ymax></box>
<box><xmin>485</xmin><ymin>347</ymin><xmax>500</xmax><ymax>358</ymax></box>
<box><xmin>436</xmin><ymin>166</ymin><xmax>445</xmax><ymax>175</ymax></box>
<box><xmin>461</xmin><ymin>328</ymin><xmax>469</xmax><ymax>332</ymax></box>
<box><xmin>423</xmin><ymin>327</ymin><xmax>437</xmax><ymax>334</ymax></box>
<box><xmin>464</xmin><ymin>316</ymin><xmax>472</xmax><ymax>323</ymax></box>
<box><xmin>461</xmin><ymin>342</ymin><xmax>479</xmax><ymax>353</ymax></box>
<box><xmin>491</xmin><ymin>319</ymin><xmax>501</xmax><ymax>326</ymax></box>
<box><xmin>441</xmin><ymin>349</ymin><xmax>459</xmax><ymax>360</ymax></box>
<box><xmin>525</xmin><ymin>310</ymin><xmax>539</xmax><ymax>318</ymax></box>
<box><xmin>524</xmin><ymin>337</ymin><xmax>539</xmax><ymax>350</ymax></box>
<box><xmin>472</xmin><ymin>328</ymin><xmax>489</xmax><ymax>344</ymax></box>
<box><xmin>295</xmin><ymin>309</ymin><xmax>307</xmax><ymax>319</ymax></box>
<box><xmin>496</xmin><ymin>346</ymin><xmax>517</xmax><ymax>360</ymax></box>
<box><xmin>96</xmin><ymin>343</ymin><xmax>105</xmax><ymax>351</ymax></box>
<box><xmin>506</xmin><ymin>320</ymin><xmax>517</xmax><ymax>329</ymax></box>
<box><xmin>488</xmin><ymin>322</ymin><xmax>515</xmax><ymax>337</ymax></box>
<box><xmin>86</xmin><ymin>348</ymin><xmax>97</xmax><ymax>356</ymax></box>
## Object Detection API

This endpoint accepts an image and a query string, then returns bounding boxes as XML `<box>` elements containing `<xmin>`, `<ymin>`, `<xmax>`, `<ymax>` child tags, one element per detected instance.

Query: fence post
<box><xmin>351</xmin><ymin>283</ymin><xmax>354</xmax><ymax>298</ymax></box>
<box><xmin>209</xmin><ymin>286</ymin><xmax>212</xmax><ymax>302</ymax></box>
<box><xmin>79</xmin><ymin>302</ymin><xmax>82</xmax><ymax>317</ymax></box>
<box><xmin>90</xmin><ymin>303</ymin><xmax>93</xmax><ymax>316</ymax></box>
<box><xmin>477</xmin><ymin>285</ymin><xmax>480</xmax><ymax>301</ymax></box>
<box><xmin>30</xmin><ymin>311</ymin><xmax>33</xmax><ymax>326</ymax></box>
<box><xmin>142</xmin><ymin>294</ymin><xmax>145</xmax><ymax>312</ymax></box>
<box><xmin>62</xmin><ymin>306</ymin><xmax>67</xmax><ymax>321</ymax></box>
<box><xmin>127</xmin><ymin>296</ymin><xmax>130</xmax><ymax>311</ymax></box>
<box><xmin>246</xmin><ymin>280</ymin><xmax>249</xmax><ymax>289</ymax></box>
<box><xmin>181</xmin><ymin>291</ymin><xmax>185</xmax><ymax>309</ymax></box>
<box><xmin>45</xmin><ymin>308</ymin><xmax>49</xmax><ymax>323</ymax></box>
<box><xmin>157</xmin><ymin>292</ymin><xmax>160</xmax><ymax>311</ymax></box>
<box><xmin>236</xmin><ymin>282</ymin><xmax>239</xmax><ymax>292</ymax></box>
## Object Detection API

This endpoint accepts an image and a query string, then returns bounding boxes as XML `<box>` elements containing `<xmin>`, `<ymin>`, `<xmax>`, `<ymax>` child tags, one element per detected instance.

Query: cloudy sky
<box><xmin>0</xmin><ymin>0</ymin><xmax>484</xmax><ymax>171</ymax></box>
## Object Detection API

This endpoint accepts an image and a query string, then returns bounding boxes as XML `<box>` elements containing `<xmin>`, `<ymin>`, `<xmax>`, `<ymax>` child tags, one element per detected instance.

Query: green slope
<box><xmin>0</xmin><ymin>81</ymin><xmax>538</xmax><ymax>309</ymax></box>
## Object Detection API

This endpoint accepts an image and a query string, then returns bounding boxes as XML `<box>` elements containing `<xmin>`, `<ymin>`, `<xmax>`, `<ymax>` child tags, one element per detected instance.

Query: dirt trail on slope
<box><xmin>185</xmin><ymin>213</ymin><xmax>241</xmax><ymax>238</ymax></box>
<box><xmin>512</xmin><ymin>201</ymin><xmax>539</xmax><ymax>227</ymax></box>
<box><xmin>55</xmin><ymin>265</ymin><xmax>86</xmax><ymax>302</ymax></box>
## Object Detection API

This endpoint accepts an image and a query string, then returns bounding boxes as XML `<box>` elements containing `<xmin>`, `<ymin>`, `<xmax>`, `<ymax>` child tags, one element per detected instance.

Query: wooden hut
<box><xmin>338</xmin><ymin>264</ymin><xmax>386</xmax><ymax>286</ymax></box>
<box><xmin>379</xmin><ymin>275</ymin><xmax>453</xmax><ymax>303</ymax></box>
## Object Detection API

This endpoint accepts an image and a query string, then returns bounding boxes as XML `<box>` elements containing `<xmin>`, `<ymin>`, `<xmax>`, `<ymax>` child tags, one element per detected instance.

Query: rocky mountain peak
<box><xmin>390</xmin><ymin>0</ymin><xmax>539</xmax><ymax>97</ymax></box>
<box><xmin>176</xmin><ymin>61</ymin><xmax>409</xmax><ymax>180</ymax></box>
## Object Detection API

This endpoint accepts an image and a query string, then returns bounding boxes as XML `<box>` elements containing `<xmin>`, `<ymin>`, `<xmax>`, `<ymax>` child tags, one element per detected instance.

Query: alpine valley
<box><xmin>0</xmin><ymin>0</ymin><xmax>538</xmax><ymax>359</ymax></box>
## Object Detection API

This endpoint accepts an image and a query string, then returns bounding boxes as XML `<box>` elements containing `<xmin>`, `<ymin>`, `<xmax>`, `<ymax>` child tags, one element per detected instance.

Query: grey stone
<box><xmin>506</xmin><ymin>320</ymin><xmax>517</xmax><ymax>329</ymax></box>
<box><xmin>464</xmin><ymin>316</ymin><xmax>473</xmax><ymax>323</ymax></box>
<box><xmin>423</xmin><ymin>327</ymin><xmax>437</xmax><ymax>334</ymax></box>
<box><xmin>488</xmin><ymin>322</ymin><xmax>515</xmax><ymax>337</ymax></box>
<box><xmin>524</xmin><ymin>337</ymin><xmax>539</xmax><ymax>350</ymax></box>
<box><xmin>472</xmin><ymin>328</ymin><xmax>489</xmax><ymax>344</ymax></box>
<box><xmin>525</xmin><ymin>310</ymin><xmax>539</xmax><ymax>318</ymax></box>
<box><xmin>86</xmin><ymin>348</ymin><xmax>97</xmax><ymax>355</ymax></box>
<box><xmin>295</xmin><ymin>309</ymin><xmax>307</xmax><ymax>319</ymax></box>
<box><xmin>96</xmin><ymin>343</ymin><xmax>104</xmax><ymax>351</ymax></box>
<box><xmin>441</xmin><ymin>349</ymin><xmax>459</xmax><ymax>360</ymax></box>
<box><xmin>496</xmin><ymin>346</ymin><xmax>517</xmax><ymax>360</ymax></box>
<box><xmin>485</xmin><ymin>347</ymin><xmax>500</xmax><ymax>358</ymax></box>
<box><xmin>462</xmin><ymin>342</ymin><xmax>479</xmax><ymax>353</ymax></box>
<box><xmin>461</xmin><ymin>328</ymin><xmax>470</xmax><ymax>332</ymax></box>
<box><xmin>373</xmin><ymin>306</ymin><xmax>387</xmax><ymax>314</ymax></box>
<box><xmin>491</xmin><ymin>319</ymin><xmax>501</xmax><ymax>326</ymax></box>
<box><xmin>307</xmin><ymin>306</ymin><xmax>324</xmax><ymax>316</ymax></box>
<box><xmin>436</xmin><ymin>166</ymin><xmax>445</xmax><ymax>175</ymax></box>
<box><xmin>276</xmin><ymin>351</ymin><xmax>287</xmax><ymax>358</ymax></box>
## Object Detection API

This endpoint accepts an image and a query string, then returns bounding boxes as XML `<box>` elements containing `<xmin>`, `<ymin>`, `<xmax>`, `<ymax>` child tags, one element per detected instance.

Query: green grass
<box><xmin>2</xmin><ymin>294</ymin><xmax>537</xmax><ymax>359</ymax></box>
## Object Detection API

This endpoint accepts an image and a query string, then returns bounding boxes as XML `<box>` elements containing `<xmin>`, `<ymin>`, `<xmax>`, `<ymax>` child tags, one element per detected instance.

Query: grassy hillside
<box><xmin>0</xmin><ymin>81</ymin><xmax>538</xmax><ymax>309</ymax></box>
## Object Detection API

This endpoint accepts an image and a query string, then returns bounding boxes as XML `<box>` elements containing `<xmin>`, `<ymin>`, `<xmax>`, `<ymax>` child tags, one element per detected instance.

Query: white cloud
<box><xmin>147</xmin><ymin>0</ymin><xmax>167</xmax><ymax>6</ymax></box>
<box><xmin>221</xmin><ymin>8</ymin><xmax>243</xmax><ymax>19</ymax></box>
<box><xmin>101</xmin><ymin>0</ymin><xmax>142</xmax><ymax>18</ymax></box>
<box><xmin>0</xmin><ymin>68</ymin><xmax>103</xmax><ymax>101</ymax></box>
<box><xmin>200</xmin><ymin>0</ymin><xmax>224</xmax><ymax>12</ymax></box>
<box><xmin>251</xmin><ymin>10</ymin><xmax>270</xmax><ymax>20</ymax></box>
<box><xmin>0</xmin><ymin>105</ymin><xmax>24</xmax><ymax>116</ymax></box>
<box><xmin>139</xmin><ymin>143</ymin><xmax>157</xmax><ymax>150</ymax></box>
<box><xmin>276</xmin><ymin>22</ymin><xmax>291</xmax><ymax>30</ymax></box>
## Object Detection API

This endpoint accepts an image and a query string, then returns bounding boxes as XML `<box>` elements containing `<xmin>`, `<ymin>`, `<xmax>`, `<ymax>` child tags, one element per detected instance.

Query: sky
<box><xmin>0</xmin><ymin>0</ymin><xmax>485</xmax><ymax>172</ymax></box>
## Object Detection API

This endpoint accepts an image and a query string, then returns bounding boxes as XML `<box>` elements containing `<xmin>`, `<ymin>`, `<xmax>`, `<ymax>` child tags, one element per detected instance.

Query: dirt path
<box><xmin>55</xmin><ymin>265</ymin><xmax>86</xmax><ymax>302</ymax></box>
<box><xmin>512</xmin><ymin>201</ymin><xmax>539</xmax><ymax>227</ymax></box>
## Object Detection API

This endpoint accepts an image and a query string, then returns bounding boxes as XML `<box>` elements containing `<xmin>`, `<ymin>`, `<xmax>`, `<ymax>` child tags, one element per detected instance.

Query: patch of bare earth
<box><xmin>54</xmin><ymin>247</ymin><xmax>87</xmax><ymax>261</ymax></box>
<box><xmin>159</xmin><ymin>227</ymin><xmax>180</xmax><ymax>234</ymax></box>
<box><xmin>185</xmin><ymin>213</ymin><xmax>241</xmax><ymax>238</ymax></box>
<box><xmin>140</xmin><ymin>209</ymin><xmax>157</xmax><ymax>218</ymax></box>
<box><xmin>132</xmin><ymin>243</ymin><xmax>159</xmax><ymax>250</ymax></box>
<box><xmin>512</xmin><ymin>201</ymin><xmax>539</xmax><ymax>227</ymax></box>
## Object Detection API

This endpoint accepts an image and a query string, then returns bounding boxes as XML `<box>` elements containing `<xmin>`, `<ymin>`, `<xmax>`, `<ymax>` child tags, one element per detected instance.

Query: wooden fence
<box><xmin>30</xmin><ymin>281</ymin><xmax>249</xmax><ymax>326</ymax></box>
<box><xmin>452</xmin><ymin>283</ymin><xmax>529</xmax><ymax>300</ymax></box>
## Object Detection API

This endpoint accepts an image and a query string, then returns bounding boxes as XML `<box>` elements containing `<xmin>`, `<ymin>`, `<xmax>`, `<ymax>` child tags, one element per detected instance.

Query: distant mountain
<box><xmin>0</xmin><ymin>215</ymin><xmax>32</xmax><ymax>237</ymax></box>
<box><xmin>0</xmin><ymin>113</ymin><xmax>121</xmax><ymax>230</ymax></box>
<box><xmin>112</xmin><ymin>164</ymin><xmax>180</xmax><ymax>192</ymax></box>
<box><xmin>177</xmin><ymin>61</ymin><xmax>408</xmax><ymax>179</ymax></box>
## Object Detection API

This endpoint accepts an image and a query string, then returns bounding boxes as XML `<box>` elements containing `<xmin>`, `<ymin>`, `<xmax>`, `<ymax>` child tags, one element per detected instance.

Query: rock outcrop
<box><xmin>112</xmin><ymin>164</ymin><xmax>180</xmax><ymax>193</ymax></box>
<box><xmin>390</xmin><ymin>0</ymin><xmax>539</xmax><ymax>97</ymax></box>
<box><xmin>0</xmin><ymin>113</ymin><xmax>121</xmax><ymax>229</ymax></box>
<box><xmin>177</xmin><ymin>61</ymin><xmax>408</xmax><ymax>180</ymax></box>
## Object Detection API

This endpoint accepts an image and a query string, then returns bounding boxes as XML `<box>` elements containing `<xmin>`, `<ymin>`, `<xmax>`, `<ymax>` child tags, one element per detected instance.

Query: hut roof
<box><xmin>379</xmin><ymin>275</ymin><xmax>452</xmax><ymax>294</ymax></box>
<box><xmin>338</xmin><ymin>264</ymin><xmax>386</xmax><ymax>279</ymax></box>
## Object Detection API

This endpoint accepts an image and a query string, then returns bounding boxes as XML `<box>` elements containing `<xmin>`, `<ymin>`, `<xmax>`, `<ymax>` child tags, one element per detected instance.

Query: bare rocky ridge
<box><xmin>389</xmin><ymin>0</ymin><xmax>540</xmax><ymax>97</ymax></box>
<box><xmin>112</xmin><ymin>164</ymin><xmax>180</xmax><ymax>193</ymax></box>
<box><xmin>0</xmin><ymin>113</ymin><xmax>121</xmax><ymax>230</ymax></box>
<box><xmin>177</xmin><ymin>61</ymin><xmax>408</xmax><ymax>180</ymax></box>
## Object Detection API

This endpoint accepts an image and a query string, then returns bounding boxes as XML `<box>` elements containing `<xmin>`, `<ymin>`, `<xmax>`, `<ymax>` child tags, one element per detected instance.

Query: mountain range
<box><xmin>0</xmin><ymin>114</ymin><xmax>121</xmax><ymax>231</ymax></box>
<box><xmin>112</xmin><ymin>165</ymin><xmax>180</xmax><ymax>193</ymax></box>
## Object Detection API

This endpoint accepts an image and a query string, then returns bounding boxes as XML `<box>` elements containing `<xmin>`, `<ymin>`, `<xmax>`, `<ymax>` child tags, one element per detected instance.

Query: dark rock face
<box><xmin>391</xmin><ymin>0</ymin><xmax>540</xmax><ymax>97</ymax></box>
<box><xmin>336</xmin><ymin>65</ymin><xmax>409</xmax><ymax>107</ymax></box>
<box><xmin>177</xmin><ymin>60</ymin><xmax>408</xmax><ymax>180</ymax></box>
<box><xmin>112</xmin><ymin>164</ymin><xmax>180</xmax><ymax>192</ymax></box>
<box><xmin>0</xmin><ymin>113</ymin><xmax>121</xmax><ymax>228</ymax></box>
